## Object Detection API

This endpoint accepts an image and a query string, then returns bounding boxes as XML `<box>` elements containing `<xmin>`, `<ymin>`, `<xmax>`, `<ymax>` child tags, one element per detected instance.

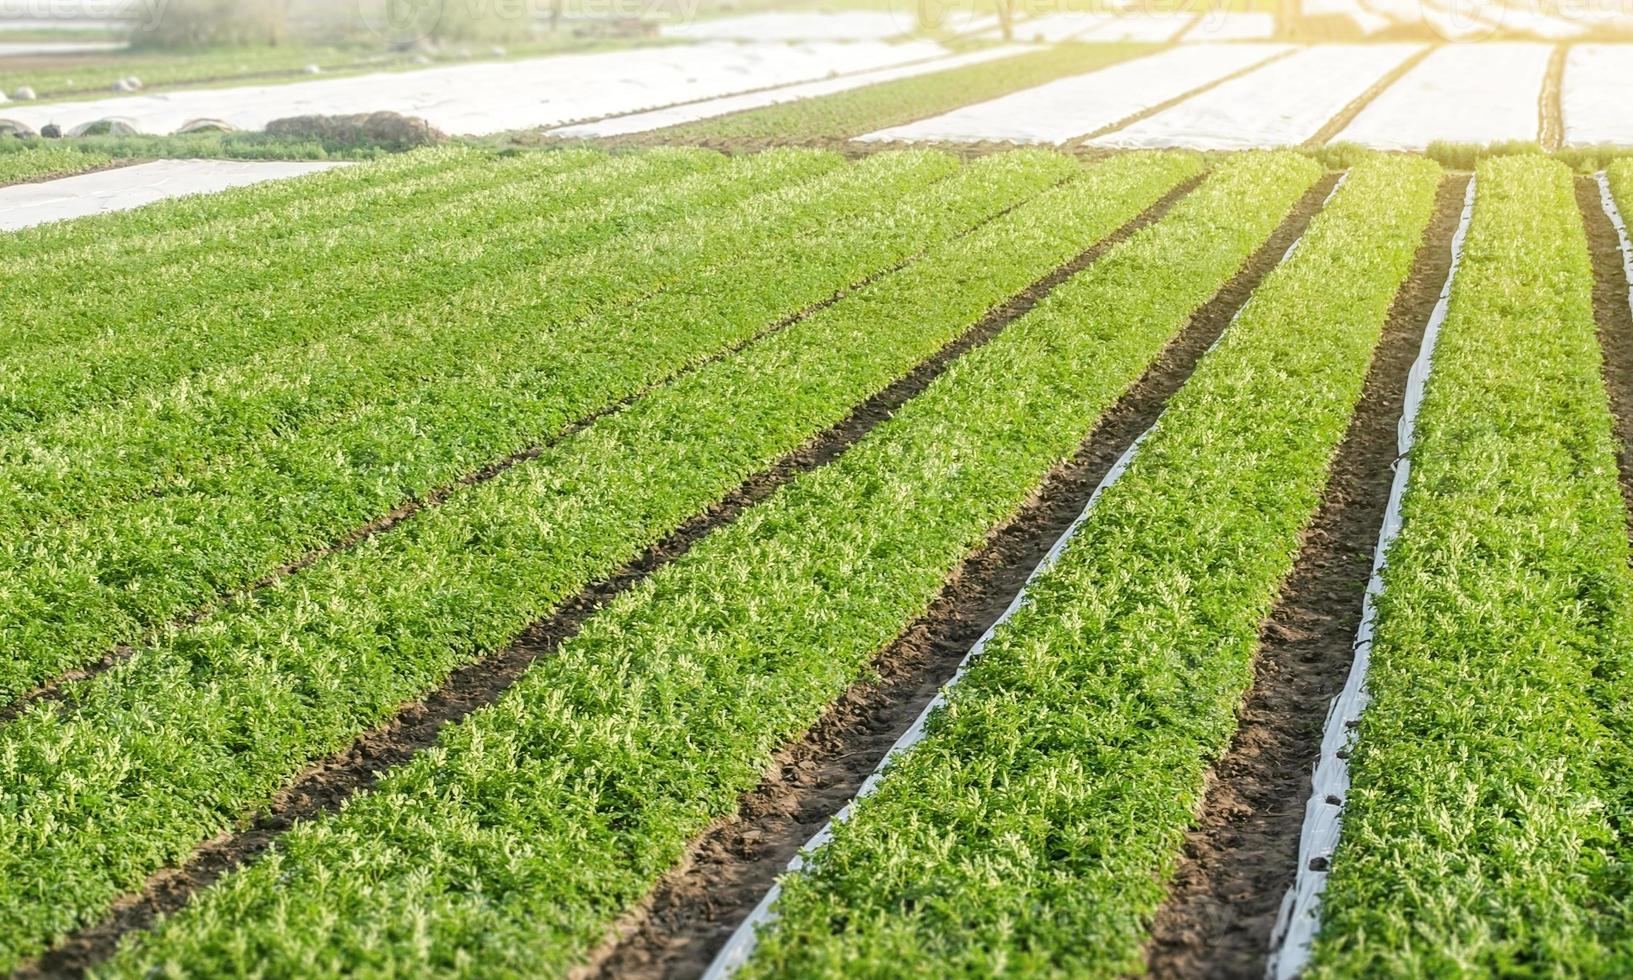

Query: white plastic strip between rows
<box><xmin>1264</xmin><ymin>176</ymin><xmax>1477</xmax><ymax>980</ymax></box>
<box><xmin>1597</xmin><ymin>172</ymin><xmax>1633</xmax><ymax>322</ymax></box>
<box><xmin>700</xmin><ymin>171</ymin><xmax>1349</xmax><ymax>980</ymax></box>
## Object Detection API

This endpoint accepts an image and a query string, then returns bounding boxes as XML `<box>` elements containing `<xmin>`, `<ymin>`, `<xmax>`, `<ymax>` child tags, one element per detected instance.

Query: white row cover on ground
<box><xmin>0</xmin><ymin>39</ymin><xmax>124</xmax><ymax>56</ymax></box>
<box><xmin>992</xmin><ymin>12</ymin><xmax>1110</xmax><ymax>42</ymax></box>
<box><xmin>1306</xmin><ymin>0</ymin><xmax>1395</xmax><ymax>34</ymax></box>
<box><xmin>1181</xmin><ymin>11</ymin><xmax>1277</xmax><ymax>41</ymax></box>
<box><xmin>857</xmin><ymin>42</ymin><xmax>1290</xmax><ymax>145</ymax></box>
<box><xmin>1075</xmin><ymin>11</ymin><xmax>1196</xmax><ymax>41</ymax></box>
<box><xmin>0</xmin><ymin>158</ymin><xmax>343</xmax><ymax>230</ymax></box>
<box><xmin>550</xmin><ymin>44</ymin><xmax>1031</xmax><ymax>137</ymax></box>
<box><xmin>0</xmin><ymin>39</ymin><xmax>948</xmax><ymax>136</ymax></box>
<box><xmin>660</xmin><ymin>12</ymin><xmax>910</xmax><ymax>41</ymax></box>
<box><xmin>1095</xmin><ymin>43</ymin><xmax>1422</xmax><ymax>150</ymax></box>
<box><xmin>1563</xmin><ymin>43</ymin><xmax>1633</xmax><ymax>144</ymax></box>
<box><xmin>1333</xmin><ymin>42</ymin><xmax>1551</xmax><ymax>149</ymax></box>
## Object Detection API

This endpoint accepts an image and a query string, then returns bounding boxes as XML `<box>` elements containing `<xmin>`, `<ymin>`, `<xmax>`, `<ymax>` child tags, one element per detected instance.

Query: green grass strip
<box><xmin>0</xmin><ymin>147</ymin><xmax>113</xmax><ymax>187</ymax></box>
<box><xmin>0</xmin><ymin>148</ymin><xmax>1142</xmax><ymax>971</ymax></box>
<box><xmin>0</xmin><ymin>147</ymin><xmax>742</xmax><ymax>425</ymax></box>
<box><xmin>0</xmin><ymin>148</ymin><xmax>948</xmax><ymax>700</ymax></box>
<box><xmin>1309</xmin><ymin>157</ymin><xmax>1633</xmax><ymax>977</ymax></box>
<box><xmin>735</xmin><ymin>155</ymin><xmax>1439</xmax><ymax>977</ymax></box>
<box><xmin>657</xmin><ymin>41</ymin><xmax>1154</xmax><ymax>141</ymax></box>
<box><xmin>1</xmin><ymin>146</ymin><xmax>605</xmax><ymax>332</ymax></box>
<box><xmin>0</xmin><ymin>143</ymin><xmax>474</xmax><ymax>261</ymax></box>
<box><xmin>85</xmin><ymin>148</ymin><xmax>1238</xmax><ymax>978</ymax></box>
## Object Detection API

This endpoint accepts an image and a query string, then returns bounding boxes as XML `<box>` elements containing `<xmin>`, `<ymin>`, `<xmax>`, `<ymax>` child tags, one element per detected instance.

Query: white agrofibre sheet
<box><xmin>1264</xmin><ymin>178</ymin><xmax>1476</xmax><ymax>980</ymax></box>
<box><xmin>858</xmin><ymin>42</ymin><xmax>1291</xmax><ymax>145</ymax></box>
<box><xmin>1333</xmin><ymin>42</ymin><xmax>1551</xmax><ymax>149</ymax></box>
<box><xmin>1076</xmin><ymin>11</ymin><xmax>1196</xmax><ymax>41</ymax></box>
<box><xmin>1096</xmin><ymin>44</ymin><xmax>1423</xmax><ymax>149</ymax></box>
<box><xmin>551</xmin><ymin>45</ymin><xmax>1030</xmax><ymax>137</ymax></box>
<box><xmin>1305</xmin><ymin>0</ymin><xmax>1394</xmax><ymax>35</ymax></box>
<box><xmin>1563</xmin><ymin>44</ymin><xmax>1633</xmax><ymax>145</ymax></box>
<box><xmin>0</xmin><ymin>39</ymin><xmax>124</xmax><ymax>56</ymax></box>
<box><xmin>0</xmin><ymin>158</ymin><xmax>344</xmax><ymax>230</ymax></box>
<box><xmin>0</xmin><ymin>40</ymin><xmax>948</xmax><ymax>136</ymax></box>
<box><xmin>660</xmin><ymin>12</ymin><xmax>908</xmax><ymax>41</ymax></box>
<box><xmin>1181</xmin><ymin>11</ymin><xmax>1277</xmax><ymax>41</ymax></box>
<box><xmin>1364</xmin><ymin>0</ymin><xmax>1496</xmax><ymax>38</ymax></box>
<box><xmin>995</xmin><ymin>12</ymin><xmax>1109</xmax><ymax>42</ymax></box>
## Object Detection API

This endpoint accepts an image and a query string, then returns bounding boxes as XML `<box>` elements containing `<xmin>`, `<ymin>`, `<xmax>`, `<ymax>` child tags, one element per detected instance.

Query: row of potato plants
<box><xmin>740</xmin><ymin>155</ymin><xmax>1442</xmax><ymax>976</ymax></box>
<box><xmin>0</xmin><ymin>148</ymin><xmax>997</xmax><ymax>701</ymax></box>
<box><xmin>88</xmin><ymin>151</ymin><xmax>1319</xmax><ymax>978</ymax></box>
<box><xmin>0</xmin><ymin>150</ymin><xmax>1186</xmax><ymax>970</ymax></box>
<box><xmin>1310</xmin><ymin>157</ymin><xmax>1633</xmax><ymax>975</ymax></box>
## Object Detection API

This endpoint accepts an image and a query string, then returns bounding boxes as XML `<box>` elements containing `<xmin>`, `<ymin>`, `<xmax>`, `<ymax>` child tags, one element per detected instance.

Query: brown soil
<box><xmin>1578</xmin><ymin>175</ymin><xmax>1633</xmax><ymax>514</ymax></box>
<box><xmin>13</xmin><ymin>172</ymin><xmax>1208</xmax><ymax>980</ymax></box>
<box><xmin>1305</xmin><ymin>45</ymin><xmax>1436</xmax><ymax>148</ymax></box>
<box><xmin>578</xmin><ymin>174</ymin><xmax>1342</xmax><ymax>980</ymax></box>
<box><xmin>1065</xmin><ymin>46</ymin><xmax>1298</xmax><ymax>147</ymax></box>
<box><xmin>1143</xmin><ymin>174</ymin><xmax>1470</xmax><ymax>979</ymax></box>
<box><xmin>1540</xmin><ymin>44</ymin><xmax>1569</xmax><ymax>151</ymax></box>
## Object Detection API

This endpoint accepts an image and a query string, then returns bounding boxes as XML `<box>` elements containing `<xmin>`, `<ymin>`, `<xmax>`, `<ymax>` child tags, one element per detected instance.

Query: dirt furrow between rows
<box><xmin>13</xmin><ymin>174</ymin><xmax>1209</xmax><ymax>980</ymax></box>
<box><xmin>1142</xmin><ymin>174</ymin><xmax>1469</xmax><ymax>979</ymax></box>
<box><xmin>579</xmin><ymin>174</ymin><xmax>1341</xmax><ymax>980</ymax></box>
<box><xmin>1578</xmin><ymin>175</ymin><xmax>1633</xmax><ymax>529</ymax></box>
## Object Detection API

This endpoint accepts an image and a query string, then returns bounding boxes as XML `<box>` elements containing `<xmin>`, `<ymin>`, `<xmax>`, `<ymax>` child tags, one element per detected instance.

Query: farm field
<box><xmin>4</xmin><ymin>136</ymin><xmax>1633</xmax><ymax>978</ymax></box>
<box><xmin>8</xmin><ymin>5</ymin><xmax>1633</xmax><ymax>978</ymax></box>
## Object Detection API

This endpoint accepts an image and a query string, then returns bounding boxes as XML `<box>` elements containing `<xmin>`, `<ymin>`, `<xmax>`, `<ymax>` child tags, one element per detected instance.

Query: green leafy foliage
<box><xmin>91</xmin><ymin>149</ymin><xmax>1296</xmax><ymax>978</ymax></box>
<box><xmin>1310</xmin><ymin>156</ymin><xmax>1633</xmax><ymax>977</ymax></box>
<box><xmin>0</xmin><ymin>145</ymin><xmax>112</xmax><ymax>185</ymax></box>
<box><xmin>0</xmin><ymin>147</ymin><xmax>1111</xmax><ymax>971</ymax></box>
<box><xmin>742</xmin><ymin>155</ymin><xmax>1440</xmax><ymax>977</ymax></box>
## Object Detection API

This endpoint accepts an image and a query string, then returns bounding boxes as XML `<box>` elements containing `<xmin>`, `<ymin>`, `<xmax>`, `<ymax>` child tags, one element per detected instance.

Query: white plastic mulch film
<box><xmin>989</xmin><ymin>12</ymin><xmax>1111</xmax><ymax>42</ymax></box>
<box><xmin>1599</xmin><ymin>171</ymin><xmax>1633</xmax><ymax>336</ymax></box>
<box><xmin>1073</xmin><ymin>11</ymin><xmax>1197</xmax><ymax>41</ymax></box>
<box><xmin>1333</xmin><ymin>43</ymin><xmax>1552</xmax><ymax>150</ymax></box>
<box><xmin>659</xmin><ymin>12</ymin><xmax>908</xmax><ymax>41</ymax></box>
<box><xmin>1093</xmin><ymin>43</ymin><xmax>1422</xmax><ymax>150</ymax></box>
<box><xmin>858</xmin><ymin>43</ymin><xmax>1291</xmax><ymax>145</ymax></box>
<box><xmin>1563</xmin><ymin>45</ymin><xmax>1633</xmax><ymax>146</ymax></box>
<box><xmin>549</xmin><ymin>45</ymin><xmax>1031</xmax><ymax>138</ymax></box>
<box><xmin>1264</xmin><ymin>178</ymin><xmax>1478</xmax><ymax>980</ymax></box>
<box><xmin>701</xmin><ymin>173</ymin><xmax>1349</xmax><ymax>980</ymax></box>
<box><xmin>0</xmin><ymin>39</ymin><xmax>124</xmax><ymax>56</ymax></box>
<box><xmin>0</xmin><ymin>40</ymin><xmax>947</xmax><ymax>137</ymax></box>
<box><xmin>1180</xmin><ymin>12</ymin><xmax>1277</xmax><ymax>41</ymax></box>
<box><xmin>0</xmin><ymin>158</ymin><xmax>345</xmax><ymax>230</ymax></box>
